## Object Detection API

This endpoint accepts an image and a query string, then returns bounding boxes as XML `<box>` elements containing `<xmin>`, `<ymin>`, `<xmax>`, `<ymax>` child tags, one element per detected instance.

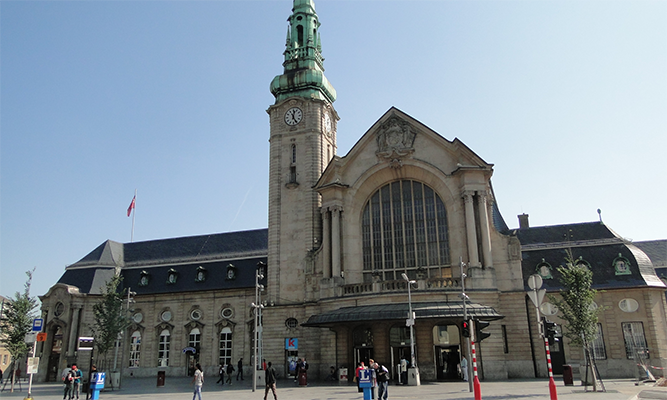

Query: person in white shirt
<box><xmin>191</xmin><ymin>364</ymin><xmax>204</xmax><ymax>400</ymax></box>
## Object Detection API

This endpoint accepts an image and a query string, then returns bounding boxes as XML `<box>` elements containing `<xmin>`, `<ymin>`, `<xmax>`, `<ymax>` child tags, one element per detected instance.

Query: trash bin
<box><xmin>563</xmin><ymin>365</ymin><xmax>573</xmax><ymax>386</ymax></box>
<box><xmin>298</xmin><ymin>370</ymin><xmax>307</xmax><ymax>386</ymax></box>
<box><xmin>157</xmin><ymin>371</ymin><xmax>166</xmax><ymax>387</ymax></box>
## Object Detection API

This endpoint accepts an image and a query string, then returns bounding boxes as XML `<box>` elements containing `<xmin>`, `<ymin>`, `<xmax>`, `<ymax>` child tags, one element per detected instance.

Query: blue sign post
<box><xmin>90</xmin><ymin>372</ymin><xmax>105</xmax><ymax>400</ymax></box>
<box><xmin>358</xmin><ymin>369</ymin><xmax>373</xmax><ymax>400</ymax></box>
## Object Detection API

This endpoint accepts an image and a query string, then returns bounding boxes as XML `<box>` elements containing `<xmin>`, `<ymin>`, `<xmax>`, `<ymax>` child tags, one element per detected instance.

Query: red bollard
<box><xmin>545</xmin><ymin>338</ymin><xmax>558</xmax><ymax>400</ymax></box>
<box><xmin>471</xmin><ymin>341</ymin><xmax>482</xmax><ymax>400</ymax></box>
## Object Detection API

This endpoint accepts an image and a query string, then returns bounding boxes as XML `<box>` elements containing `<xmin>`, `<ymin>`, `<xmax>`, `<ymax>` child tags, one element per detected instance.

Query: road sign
<box><xmin>25</xmin><ymin>332</ymin><xmax>37</xmax><ymax>343</ymax></box>
<box><xmin>37</xmin><ymin>332</ymin><xmax>48</xmax><ymax>342</ymax></box>
<box><xmin>32</xmin><ymin>318</ymin><xmax>44</xmax><ymax>332</ymax></box>
<box><xmin>527</xmin><ymin>274</ymin><xmax>543</xmax><ymax>290</ymax></box>
<box><xmin>27</xmin><ymin>357</ymin><xmax>40</xmax><ymax>374</ymax></box>
<box><xmin>528</xmin><ymin>288</ymin><xmax>546</xmax><ymax>307</ymax></box>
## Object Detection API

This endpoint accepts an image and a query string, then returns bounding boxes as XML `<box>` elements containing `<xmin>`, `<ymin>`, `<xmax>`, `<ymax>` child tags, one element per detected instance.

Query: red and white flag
<box><xmin>127</xmin><ymin>195</ymin><xmax>136</xmax><ymax>217</ymax></box>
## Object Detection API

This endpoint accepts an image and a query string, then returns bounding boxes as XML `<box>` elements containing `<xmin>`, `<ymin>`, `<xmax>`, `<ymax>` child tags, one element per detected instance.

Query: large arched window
<box><xmin>189</xmin><ymin>328</ymin><xmax>201</xmax><ymax>349</ymax></box>
<box><xmin>158</xmin><ymin>329</ymin><xmax>170</xmax><ymax>367</ymax></box>
<box><xmin>219</xmin><ymin>327</ymin><xmax>232</xmax><ymax>366</ymax></box>
<box><xmin>362</xmin><ymin>180</ymin><xmax>450</xmax><ymax>282</ymax></box>
<box><xmin>129</xmin><ymin>331</ymin><xmax>141</xmax><ymax>367</ymax></box>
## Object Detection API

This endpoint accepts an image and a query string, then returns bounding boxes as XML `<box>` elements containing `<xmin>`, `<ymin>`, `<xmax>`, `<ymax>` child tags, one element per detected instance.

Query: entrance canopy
<box><xmin>302</xmin><ymin>301</ymin><xmax>503</xmax><ymax>327</ymax></box>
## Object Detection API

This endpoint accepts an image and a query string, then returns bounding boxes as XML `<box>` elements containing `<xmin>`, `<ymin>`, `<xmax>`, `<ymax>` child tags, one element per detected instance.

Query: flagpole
<box><xmin>131</xmin><ymin>189</ymin><xmax>137</xmax><ymax>243</ymax></box>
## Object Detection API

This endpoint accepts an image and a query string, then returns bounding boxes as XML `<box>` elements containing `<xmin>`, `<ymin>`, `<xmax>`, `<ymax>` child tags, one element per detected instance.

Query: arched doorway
<box><xmin>46</xmin><ymin>326</ymin><xmax>64</xmax><ymax>382</ymax></box>
<box><xmin>433</xmin><ymin>324</ymin><xmax>462</xmax><ymax>381</ymax></box>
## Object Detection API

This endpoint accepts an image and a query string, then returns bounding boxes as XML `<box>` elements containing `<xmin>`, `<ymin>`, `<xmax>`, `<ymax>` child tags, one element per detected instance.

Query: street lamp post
<box><xmin>252</xmin><ymin>262</ymin><xmax>265</xmax><ymax>392</ymax></box>
<box><xmin>401</xmin><ymin>273</ymin><xmax>420</xmax><ymax>386</ymax></box>
<box><xmin>459</xmin><ymin>257</ymin><xmax>473</xmax><ymax>393</ymax></box>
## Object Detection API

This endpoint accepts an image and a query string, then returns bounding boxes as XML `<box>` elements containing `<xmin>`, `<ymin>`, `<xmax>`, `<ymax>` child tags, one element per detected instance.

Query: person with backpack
<box><xmin>374</xmin><ymin>362</ymin><xmax>389</xmax><ymax>400</ymax></box>
<box><xmin>62</xmin><ymin>365</ymin><xmax>73</xmax><ymax>400</ymax></box>
<box><xmin>216</xmin><ymin>364</ymin><xmax>225</xmax><ymax>385</ymax></box>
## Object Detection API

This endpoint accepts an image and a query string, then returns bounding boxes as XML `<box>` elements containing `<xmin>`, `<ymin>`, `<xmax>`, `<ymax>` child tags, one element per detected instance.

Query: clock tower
<box><xmin>267</xmin><ymin>0</ymin><xmax>337</xmax><ymax>304</ymax></box>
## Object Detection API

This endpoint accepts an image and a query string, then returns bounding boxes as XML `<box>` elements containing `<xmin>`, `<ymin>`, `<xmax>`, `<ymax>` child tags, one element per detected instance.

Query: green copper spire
<box><xmin>270</xmin><ymin>0</ymin><xmax>336</xmax><ymax>103</ymax></box>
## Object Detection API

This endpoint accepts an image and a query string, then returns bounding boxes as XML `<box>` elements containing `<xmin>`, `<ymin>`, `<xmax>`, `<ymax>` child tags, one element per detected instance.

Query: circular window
<box><xmin>619</xmin><ymin>298</ymin><xmax>639</xmax><ymax>313</ymax></box>
<box><xmin>190</xmin><ymin>309</ymin><xmax>202</xmax><ymax>321</ymax></box>
<box><xmin>132</xmin><ymin>312</ymin><xmax>143</xmax><ymax>323</ymax></box>
<box><xmin>540</xmin><ymin>302</ymin><xmax>559</xmax><ymax>316</ymax></box>
<box><xmin>54</xmin><ymin>302</ymin><xmax>65</xmax><ymax>317</ymax></box>
<box><xmin>161</xmin><ymin>310</ymin><xmax>172</xmax><ymax>322</ymax></box>
<box><xmin>221</xmin><ymin>308</ymin><xmax>233</xmax><ymax>319</ymax></box>
<box><xmin>285</xmin><ymin>318</ymin><xmax>298</xmax><ymax>328</ymax></box>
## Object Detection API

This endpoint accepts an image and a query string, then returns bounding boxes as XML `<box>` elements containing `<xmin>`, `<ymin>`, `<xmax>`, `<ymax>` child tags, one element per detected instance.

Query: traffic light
<box><xmin>461</xmin><ymin>319</ymin><xmax>471</xmax><ymax>338</ymax></box>
<box><xmin>542</xmin><ymin>317</ymin><xmax>558</xmax><ymax>340</ymax></box>
<box><xmin>474</xmin><ymin>319</ymin><xmax>491</xmax><ymax>342</ymax></box>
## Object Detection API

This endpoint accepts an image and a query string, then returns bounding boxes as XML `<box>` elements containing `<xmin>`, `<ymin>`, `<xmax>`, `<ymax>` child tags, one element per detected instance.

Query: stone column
<box><xmin>67</xmin><ymin>306</ymin><xmax>81</xmax><ymax>357</ymax></box>
<box><xmin>477</xmin><ymin>191</ymin><xmax>493</xmax><ymax>268</ymax></box>
<box><xmin>332</xmin><ymin>207</ymin><xmax>342</xmax><ymax>278</ymax></box>
<box><xmin>463</xmin><ymin>192</ymin><xmax>479</xmax><ymax>267</ymax></box>
<box><xmin>322</xmin><ymin>209</ymin><xmax>331</xmax><ymax>278</ymax></box>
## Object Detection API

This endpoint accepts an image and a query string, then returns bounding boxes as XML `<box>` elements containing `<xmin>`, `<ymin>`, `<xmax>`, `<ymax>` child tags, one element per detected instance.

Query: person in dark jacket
<box><xmin>225</xmin><ymin>363</ymin><xmax>234</xmax><ymax>384</ymax></box>
<box><xmin>263</xmin><ymin>362</ymin><xmax>277</xmax><ymax>400</ymax></box>
<box><xmin>236</xmin><ymin>358</ymin><xmax>244</xmax><ymax>380</ymax></box>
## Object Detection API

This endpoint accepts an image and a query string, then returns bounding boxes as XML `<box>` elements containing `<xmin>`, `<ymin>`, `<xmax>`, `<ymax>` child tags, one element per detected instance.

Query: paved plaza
<box><xmin>2</xmin><ymin>376</ymin><xmax>666</xmax><ymax>400</ymax></box>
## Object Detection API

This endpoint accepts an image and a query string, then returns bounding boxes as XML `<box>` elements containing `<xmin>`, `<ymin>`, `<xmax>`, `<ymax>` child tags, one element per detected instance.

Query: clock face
<box><xmin>323</xmin><ymin>112</ymin><xmax>332</xmax><ymax>133</ymax></box>
<box><xmin>284</xmin><ymin>107</ymin><xmax>303</xmax><ymax>126</ymax></box>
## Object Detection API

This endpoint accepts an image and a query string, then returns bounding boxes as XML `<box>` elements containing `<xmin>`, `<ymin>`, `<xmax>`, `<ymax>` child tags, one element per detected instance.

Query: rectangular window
<box><xmin>590</xmin><ymin>323</ymin><xmax>606</xmax><ymax>360</ymax></box>
<box><xmin>622</xmin><ymin>322</ymin><xmax>649</xmax><ymax>359</ymax></box>
<box><xmin>501</xmin><ymin>325</ymin><xmax>509</xmax><ymax>354</ymax></box>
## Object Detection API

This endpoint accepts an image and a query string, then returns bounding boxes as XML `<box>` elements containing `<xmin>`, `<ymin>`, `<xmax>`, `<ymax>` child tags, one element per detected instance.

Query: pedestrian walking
<box><xmin>191</xmin><ymin>363</ymin><xmax>204</xmax><ymax>400</ymax></box>
<box><xmin>225</xmin><ymin>363</ymin><xmax>234</xmax><ymax>384</ymax></box>
<box><xmin>216</xmin><ymin>365</ymin><xmax>225</xmax><ymax>385</ymax></box>
<box><xmin>62</xmin><ymin>365</ymin><xmax>73</xmax><ymax>400</ymax></box>
<box><xmin>263</xmin><ymin>362</ymin><xmax>278</xmax><ymax>400</ymax></box>
<box><xmin>71</xmin><ymin>364</ymin><xmax>83</xmax><ymax>400</ymax></box>
<box><xmin>460</xmin><ymin>356</ymin><xmax>468</xmax><ymax>382</ymax></box>
<box><xmin>236</xmin><ymin>358</ymin><xmax>243</xmax><ymax>380</ymax></box>
<box><xmin>374</xmin><ymin>362</ymin><xmax>389</xmax><ymax>400</ymax></box>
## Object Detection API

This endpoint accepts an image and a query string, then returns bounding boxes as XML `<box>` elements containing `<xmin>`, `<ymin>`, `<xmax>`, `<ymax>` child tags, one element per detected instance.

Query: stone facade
<box><xmin>34</xmin><ymin>0</ymin><xmax>667</xmax><ymax>385</ymax></box>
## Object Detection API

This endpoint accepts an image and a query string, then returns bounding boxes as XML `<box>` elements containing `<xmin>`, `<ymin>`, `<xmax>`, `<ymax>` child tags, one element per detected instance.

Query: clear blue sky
<box><xmin>2</xmin><ymin>0</ymin><xmax>665</xmax><ymax>300</ymax></box>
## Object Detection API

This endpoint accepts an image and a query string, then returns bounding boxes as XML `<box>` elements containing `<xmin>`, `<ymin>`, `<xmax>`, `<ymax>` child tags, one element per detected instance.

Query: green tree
<box><xmin>549</xmin><ymin>251</ymin><xmax>602</xmax><ymax>389</ymax></box>
<box><xmin>0</xmin><ymin>269</ymin><xmax>38</xmax><ymax>391</ymax></box>
<box><xmin>90</xmin><ymin>273</ymin><xmax>130</xmax><ymax>369</ymax></box>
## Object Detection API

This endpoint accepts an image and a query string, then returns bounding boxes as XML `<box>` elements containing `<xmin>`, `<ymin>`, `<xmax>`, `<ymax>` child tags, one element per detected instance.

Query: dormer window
<box><xmin>225</xmin><ymin>264</ymin><xmax>237</xmax><ymax>281</ymax></box>
<box><xmin>139</xmin><ymin>271</ymin><xmax>150</xmax><ymax>287</ymax></box>
<box><xmin>575</xmin><ymin>257</ymin><xmax>591</xmax><ymax>271</ymax></box>
<box><xmin>536</xmin><ymin>259</ymin><xmax>553</xmax><ymax>280</ymax></box>
<box><xmin>613</xmin><ymin>254</ymin><xmax>632</xmax><ymax>275</ymax></box>
<box><xmin>195</xmin><ymin>266</ymin><xmax>207</xmax><ymax>282</ymax></box>
<box><xmin>167</xmin><ymin>269</ymin><xmax>178</xmax><ymax>285</ymax></box>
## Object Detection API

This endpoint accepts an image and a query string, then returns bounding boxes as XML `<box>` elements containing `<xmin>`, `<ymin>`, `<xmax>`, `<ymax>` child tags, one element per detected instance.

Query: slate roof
<box><xmin>302</xmin><ymin>301</ymin><xmax>503</xmax><ymax>327</ymax></box>
<box><xmin>57</xmin><ymin>228</ymin><xmax>268</xmax><ymax>295</ymax></box>
<box><xmin>511</xmin><ymin>222</ymin><xmax>665</xmax><ymax>291</ymax></box>
<box><xmin>633</xmin><ymin>240</ymin><xmax>667</xmax><ymax>267</ymax></box>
